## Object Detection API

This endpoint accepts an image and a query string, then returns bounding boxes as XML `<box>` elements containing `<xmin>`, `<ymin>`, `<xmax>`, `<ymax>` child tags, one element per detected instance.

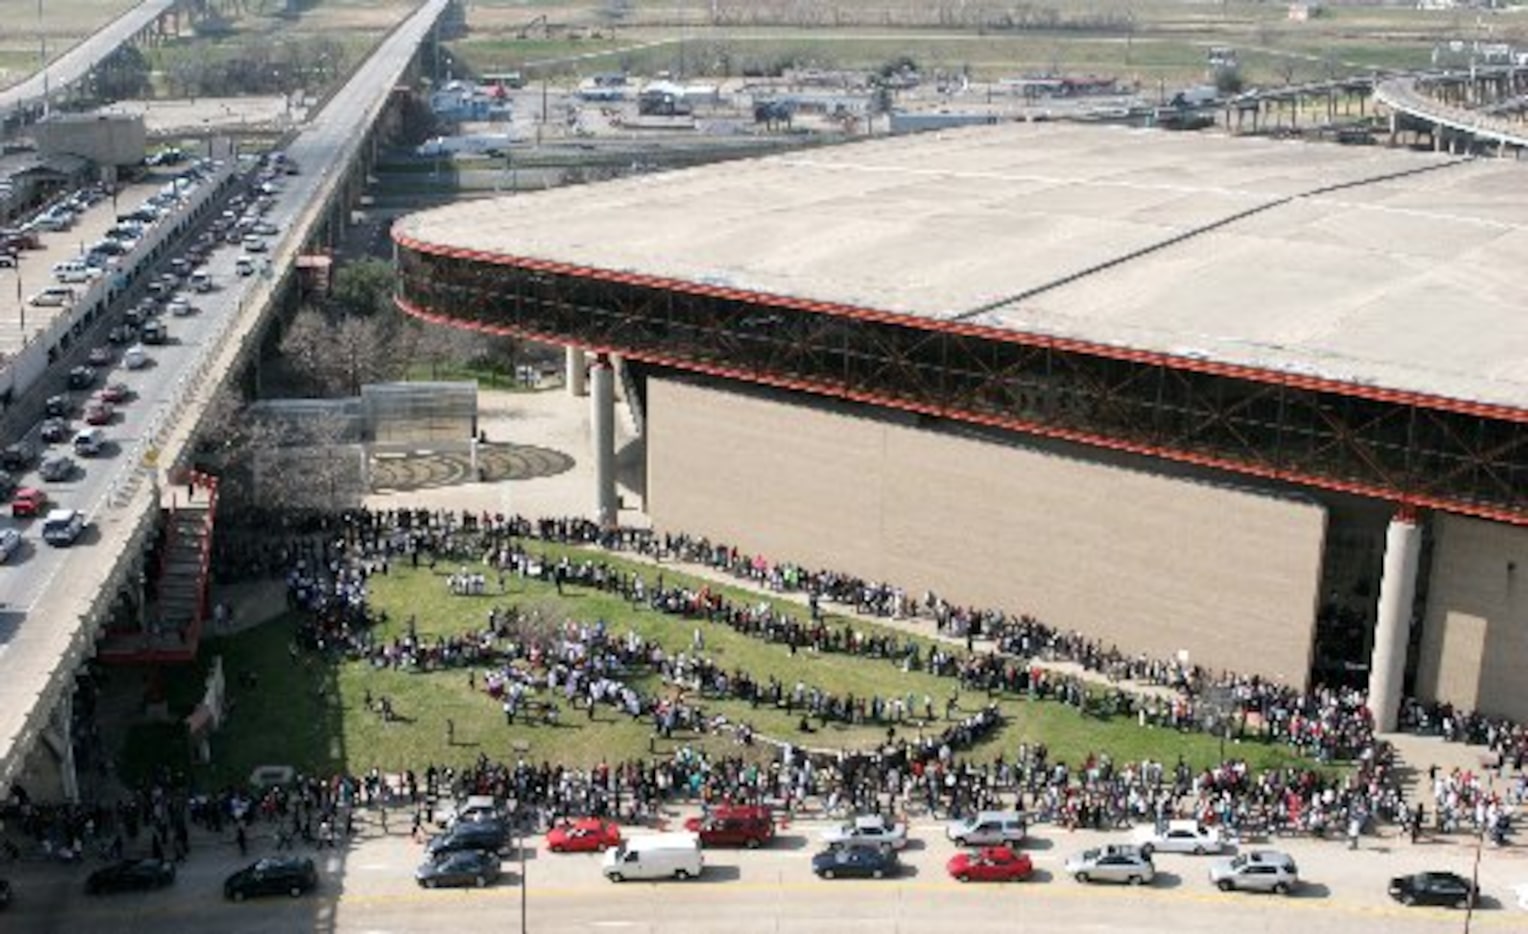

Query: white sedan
<box><xmin>1133</xmin><ymin>820</ymin><xmax>1229</xmax><ymax>856</ymax></box>
<box><xmin>821</xmin><ymin>814</ymin><xmax>908</xmax><ymax>851</ymax></box>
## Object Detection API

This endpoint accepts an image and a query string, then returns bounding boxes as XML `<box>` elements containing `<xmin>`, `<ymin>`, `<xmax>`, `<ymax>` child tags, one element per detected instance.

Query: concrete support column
<box><xmin>565</xmin><ymin>345</ymin><xmax>586</xmax><ymax>396</ymax></box>
<box><xmin>42</xmin><ymin>689</ymin><xmax>79</xmax><ymax>802</ymax></box>
<box><xmin>1367</xmin><ymin>508</ymin><xmax>1422</xmax><ymax>733</ymax></box>
<box><xmin>590</xmin><ymin>353</ymin><xmax>617</xmax><ymax>525</ymax></box>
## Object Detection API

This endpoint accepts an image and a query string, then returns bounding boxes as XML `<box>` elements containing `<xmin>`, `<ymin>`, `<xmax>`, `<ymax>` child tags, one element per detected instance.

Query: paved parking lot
<box><xmin>0</xmin><ymin>177</ymin><xmax>168</xmax><ymax>358</ymax></box>
<box><xmin>2</xmin><ymin>815</ymin><xmax>1523</xmax><ymax>932</ymax></box>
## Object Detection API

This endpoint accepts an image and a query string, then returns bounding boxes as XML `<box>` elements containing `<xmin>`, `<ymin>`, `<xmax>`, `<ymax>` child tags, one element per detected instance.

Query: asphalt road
<box><xmin>0</xmin><ymin>0</ymin><xmax>177</xmax><ymax>117</ymax></box>
<box><xmin>2</xmin><ymin>817</ymin><xmax>1524</xmax><ymax>933</ymax></box>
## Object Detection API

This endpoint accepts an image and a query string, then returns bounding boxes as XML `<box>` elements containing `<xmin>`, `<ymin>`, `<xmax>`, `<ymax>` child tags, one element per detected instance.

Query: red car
<box><xmin>683</xmin><ymin>805</ymin><xmax>775</xmax><ymax>848</ymax></box>
<box><xmin>947</xmin><ymin>846</ymin><xmax>1034</xmax><ymax>883</ymax></box>
<box><xmin>12</xmin><ymin>487</ymin><xmax>48</xmax><ymax>518</ymax></box>
<box><xmin>83</xmin><ymin>401</ymin><xmax>114</xmax><ymax>425</ymax></box>
<box><xmin>98</xmin><ymin>383</ymin><xmax>132</xmax><ymax>404</ymax></box>
<box><xmin>545</xmin><ymin>818</ymin><xmax>621</xmax><ymax>853</ymax></box>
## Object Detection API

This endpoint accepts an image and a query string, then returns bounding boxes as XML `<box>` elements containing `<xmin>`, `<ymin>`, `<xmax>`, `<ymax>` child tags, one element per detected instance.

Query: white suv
<box><xmin>1208</xmin><ymin>850</ymin><xmax>1300</xmax><ymax>894</ymax></box>
<box><xmin>41</xmin><ymin>509</ymin><xmax>86</xmax><ymax>546</ymax></box>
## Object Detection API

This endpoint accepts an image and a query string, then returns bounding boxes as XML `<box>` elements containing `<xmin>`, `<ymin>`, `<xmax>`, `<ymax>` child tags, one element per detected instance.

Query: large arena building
<box><xmin>392</xmin><ymin>123</ymin><xmax>1528</xmax><ymax>726</ymax></box>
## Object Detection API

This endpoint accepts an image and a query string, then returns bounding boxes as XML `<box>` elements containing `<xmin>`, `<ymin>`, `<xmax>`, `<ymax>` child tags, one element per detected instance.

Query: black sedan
<box><xmin>44</xmin><ymin>395</ymin><xmax>72</xmax><ymax>418</ymax></box>
<box><xmin>85</xmin><ymin>859</ymin><xmax>175</xmax><ymax>895</ymax></box>
<box><xmin>427</xmin><ymin>820</ymin><xmax>508</xmax><ymax>858</ymax></box>
<box><xmin>224</xmin><ymin>857</ymin><xmax>317</xmax><ymax>901</ymax></box>
<box><xmin>66</xmin><ymin>366</ymin><xmax>94</xmax><ymax>390</ymax></box>
<box><xmin>1389</xmin><ymin>871</ymin><xmax>1477</xmax><ymax>908</ymax></box>
<box><xmin>416</xmin><ymin>850</ymin><xmax>502</xmax><ymax>889</ymax></box>
<box><xmin>812</xmin><ymin>845</ymin><xmax>899</xmax><ymax>880</ymax></box>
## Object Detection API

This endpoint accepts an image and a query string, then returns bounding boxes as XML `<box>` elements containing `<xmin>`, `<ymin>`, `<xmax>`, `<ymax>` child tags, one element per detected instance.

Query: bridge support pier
<box><xmin>14</xmin><ymin>687</ymin><xmax>79</xmax><ymax>803</ymax></box>
<box><xmin>1368</xmin><ymin>508</ymin><xmax>1422</xmax><ymax>733</ymax></box>
<box><xmin>565</xmin><ymin>346</ymin><xmax>586</xmax><ymax>396</ymax></box>
<box><xmin>590</xmin><ymin>353</ymin><xmax>617</xmax><ymax>525</ymax></box>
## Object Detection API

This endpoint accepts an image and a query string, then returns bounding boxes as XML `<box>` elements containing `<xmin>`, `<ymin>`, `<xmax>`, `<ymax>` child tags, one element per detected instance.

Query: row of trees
<box><xmin>159</xmin><ymin>35</ymin><xmax>350</xmax><ymax>99</ymax></box>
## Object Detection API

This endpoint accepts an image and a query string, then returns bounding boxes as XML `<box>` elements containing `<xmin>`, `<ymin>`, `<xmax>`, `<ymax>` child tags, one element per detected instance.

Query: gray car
<box><xmin>1065</xmin><ymin>844</ymin><xmax>1155</xmax><ymax>885</ymax></box>
<box><xmin>1209</xmin><ymin>850</ymin><xmax>1299</xmax><ymax>894</ymax></box>
<box><xmin>946</xmin><ymin>810</ymin><xmax>1027</xmax><ymax>847</ymax></box>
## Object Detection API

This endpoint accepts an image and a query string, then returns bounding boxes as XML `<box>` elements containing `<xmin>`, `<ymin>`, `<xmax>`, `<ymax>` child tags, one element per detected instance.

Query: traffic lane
<box><xmin>3</xmin><ymin>822</ymin><xmax>1521</xmax><ymax>934</ymax></box>
<box><xmin>0</xmin><ymin>192</ymin><xmax>258</xmax><ymax>610</ymax></box>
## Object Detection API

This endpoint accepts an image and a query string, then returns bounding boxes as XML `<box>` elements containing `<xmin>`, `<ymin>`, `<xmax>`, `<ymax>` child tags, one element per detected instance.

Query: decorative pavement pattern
<box><xmin>369</xmin><ymin>443</ymin><xmax>575</xmax><ymax>492</ymax></box>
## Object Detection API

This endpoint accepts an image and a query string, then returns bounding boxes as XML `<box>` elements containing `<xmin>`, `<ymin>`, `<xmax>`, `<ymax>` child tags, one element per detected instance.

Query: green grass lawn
<box><xmin>137</xmin><ymin>542</ymin><xmax>1322</xmax><ymax>787</ymax></box>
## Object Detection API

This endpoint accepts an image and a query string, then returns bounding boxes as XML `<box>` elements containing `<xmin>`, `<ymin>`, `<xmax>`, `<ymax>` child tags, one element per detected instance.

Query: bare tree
<box><xmin>278</xmin><ymin>306</ymin><xmax>401</xmax><ymax>396</ymax></box>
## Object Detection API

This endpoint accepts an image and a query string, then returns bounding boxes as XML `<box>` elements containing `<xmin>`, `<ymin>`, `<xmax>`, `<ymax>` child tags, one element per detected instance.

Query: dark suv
<box><xmin>683</xmin><ymin>805</ymin><xmax>775</xmax><ymax>848</ymax></box>
<box><xmin>427</xmin><ymin>819</ymin><xmax>508</xmax><ymax>858</ymax></box>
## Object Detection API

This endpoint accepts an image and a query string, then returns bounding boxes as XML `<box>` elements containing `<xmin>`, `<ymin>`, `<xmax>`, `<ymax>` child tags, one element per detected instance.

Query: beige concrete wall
<box><xmin>647</xmin><ymin>377</ymin><xmax>1329</xmax><ymax>687</ymax></box>
<box><xmin>1415</xmin><ymin>514</ymin><xmax>1528</xmax><ymax>720</ymax></box>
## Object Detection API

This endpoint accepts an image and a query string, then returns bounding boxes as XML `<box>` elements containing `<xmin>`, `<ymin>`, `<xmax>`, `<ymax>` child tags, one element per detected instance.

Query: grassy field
<box><xmin>450</xmin><ymin>0</ymin><xmax>1506</xmax><ymax>85</ymax></box>
<box><xmin>0</xmin><ymin>0</ymin><xmax>137</xmax><ymax>90</ymax></box>
<box><xmin>132</xmin><ymin>540</ymin><xmax>1323</xmax><ymax>788</ymax></box>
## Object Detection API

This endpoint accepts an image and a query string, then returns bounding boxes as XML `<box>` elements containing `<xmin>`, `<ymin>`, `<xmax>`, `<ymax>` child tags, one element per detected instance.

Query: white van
<box><xmin>52</xmin><ymin>260</ymin><xmax>95</xmax><ymax>283</ymax></box>
<box><xmin>602</xmin><ymin>833</ymin><xmax>703</xmax><ymax>882</ymax></box>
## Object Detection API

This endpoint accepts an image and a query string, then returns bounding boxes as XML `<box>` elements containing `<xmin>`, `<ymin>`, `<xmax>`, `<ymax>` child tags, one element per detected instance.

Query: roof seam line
<box><xmin>951</xmin><ymin>154</ymin><xmax>1473</xmax><ymax>323</ymax></box>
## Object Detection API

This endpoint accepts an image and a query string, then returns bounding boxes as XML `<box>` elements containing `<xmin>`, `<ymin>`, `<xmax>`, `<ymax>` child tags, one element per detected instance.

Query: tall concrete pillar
<box><xmin>590</xmin><ymin>353</ymin><xmax>617</xmax><ymax>525</ymax></box>
<box><xmin>565</xmin><ymin>345</ymin><xmax>586</xmax><ymax>396</ymax></box>
<box><xmin>1367</xmin><ymin>508</ymin><xmax>1422</xmax><ymax>733</ymax></box>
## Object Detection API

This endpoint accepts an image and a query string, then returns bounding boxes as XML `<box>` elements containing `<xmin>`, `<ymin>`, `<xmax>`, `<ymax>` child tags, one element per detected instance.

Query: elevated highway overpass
<box><xmin>0</xmin><ymin>0</ymin><xmax>452</xmax><ymax>799</ymax></box>
<box><xmin>0</xmin><ymin>0</ymin><xmax>179</xmax><ymax>121</ymax></box>
<box><xmin>1375</xmin><ymin>69</ymin><xmax>1528</xmax><ymax>153</ymax></box>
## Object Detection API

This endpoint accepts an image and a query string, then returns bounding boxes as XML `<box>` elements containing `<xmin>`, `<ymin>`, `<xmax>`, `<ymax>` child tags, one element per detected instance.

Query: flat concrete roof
<box><xmin>396</xmin><ymin>123</ymin><xmax>1528</xmax><ymax>411</ymax></box>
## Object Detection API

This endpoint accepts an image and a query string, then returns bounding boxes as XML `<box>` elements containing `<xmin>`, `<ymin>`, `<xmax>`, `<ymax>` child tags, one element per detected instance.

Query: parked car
<box><xmin>85</xmin><ymin>859</ymin><xmax>175</xmax><ymax>895</ymax></box>
<box><xmin>44</xmin><ymin>395</ymin><xmax>71</xmax><ymax>417</ymax></box>
<box><xmin>38</xmin><ymin>456</ymin><xmax>74</xmax><ymax>482</ymax></box>
<box><xmin>0</xmin><ymin>471</ymin><xmax>14</xmax><ymax>500</ymax></box>
<box><xmin>1209</xmin><ymin>850</ymin><xmax>1300</xmax><ymax>894</ymax></box>
<box><xmin>86</xmin><ymin>346</ymin><xmax>113</xmax><ymax>368</ymax></box>
<box><xmin>946</xmin><ymin>810</ymin><xmax>1027</xmax><ymax>848</ymax></box>
<box><xmin>1389</xmin><ymin>871</ymin><xmax>1477</xmax><ymax>908</ymax></box>
<box><xmin>821</xmin><ymin>814</ymin><xmax>908</xmax><ymax>851</ymax></box>
<box><xmin>67</xmin><ymin>366</ymin><xmax>94</xmax><ymax>390</ymax></box>
<box><xmin>1065</xmin><ymin>844</ymin><xmax>1156</xmax><ymax>885</ymax></box>
<box><xmin>0</xmin><ymin>441</ymin><xmax>34</xmax><ymax>472</ymax></box>
<box><xmin>415</xmin><ymin>850</ymin><xmax>501</xmax><ymax>889</ymax></box>
<box><xmin>812</xmin><ymin>845</ymin><xmax>899</xmax><ymax>880</ymax></box>
<box><xmin>39</xmin><ymin>418</ymin><xmax>70</xmax><ymax>443</ymax></box>
<box><xmin>41</xmin><ymin>509</ymin><xmax>86</xmax><ymax>546</ymax></box>
<box><xmin>1134</xmin><ymin>820</ymin><xmax>1229</xmax><ymax>856</ymax></box>
<box><xmin>427</xmin><ymin>820</ymin><xmax>508</xmax><ymax>858</ymax></box>
<box><xmin>546</xmin><ymin>818</ymin><xmax>619</xmax><ymax>853</ymax></box>
<box><xmin>947</xmin><ymin>845</ymin><xmax>1034</xmax><ymax>883</ymax></box>
<box><xmin>224</xmin><ymin>857</ymin><xmax>317</xmax><ymax>901</ymax></box>
<box><xmin>0</xmin><ymin>528</ymin><xmax>21</xmax><ymax>563</ymax></box>
<box><xmin>683</xmin><ymin>804</ymin><xmax>774</xmax><ymax>848</ymax></box>
<box><xmin>0</xmin><ymin>875</ymin><xmax>10</xmax><ymax>908</ymax></box>
<box><xmin>29</xmin><ymin>286</ymin><xmax>75</xmax><ymax>307</ymax></box>
<box><xmin>12</xmin><ymin>487</ymin><xmax>48</xmax><ymax>518</ymax></box>
<box><xmin>441</xmin><ymin>795</ymin><xmax>504</xmax><ymax>830</ymax></box>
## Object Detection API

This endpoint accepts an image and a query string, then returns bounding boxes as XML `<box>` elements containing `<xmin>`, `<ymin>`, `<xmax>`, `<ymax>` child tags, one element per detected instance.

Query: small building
<box><xmin>33</xmin><ymin>113</ymin><xmax>146</xmax><ymax>167</ymax></box>
<box><xmin>0</xmin><ymin>152</ymin><xmax>92</xmax><ymax>221</ymax></box>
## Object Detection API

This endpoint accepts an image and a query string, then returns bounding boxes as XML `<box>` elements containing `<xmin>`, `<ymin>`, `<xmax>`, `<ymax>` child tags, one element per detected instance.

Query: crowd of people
<box><xmin>15</xmin><ymin>506</ymin><xmax>1526</xmax><ymax>866</ymax></box>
